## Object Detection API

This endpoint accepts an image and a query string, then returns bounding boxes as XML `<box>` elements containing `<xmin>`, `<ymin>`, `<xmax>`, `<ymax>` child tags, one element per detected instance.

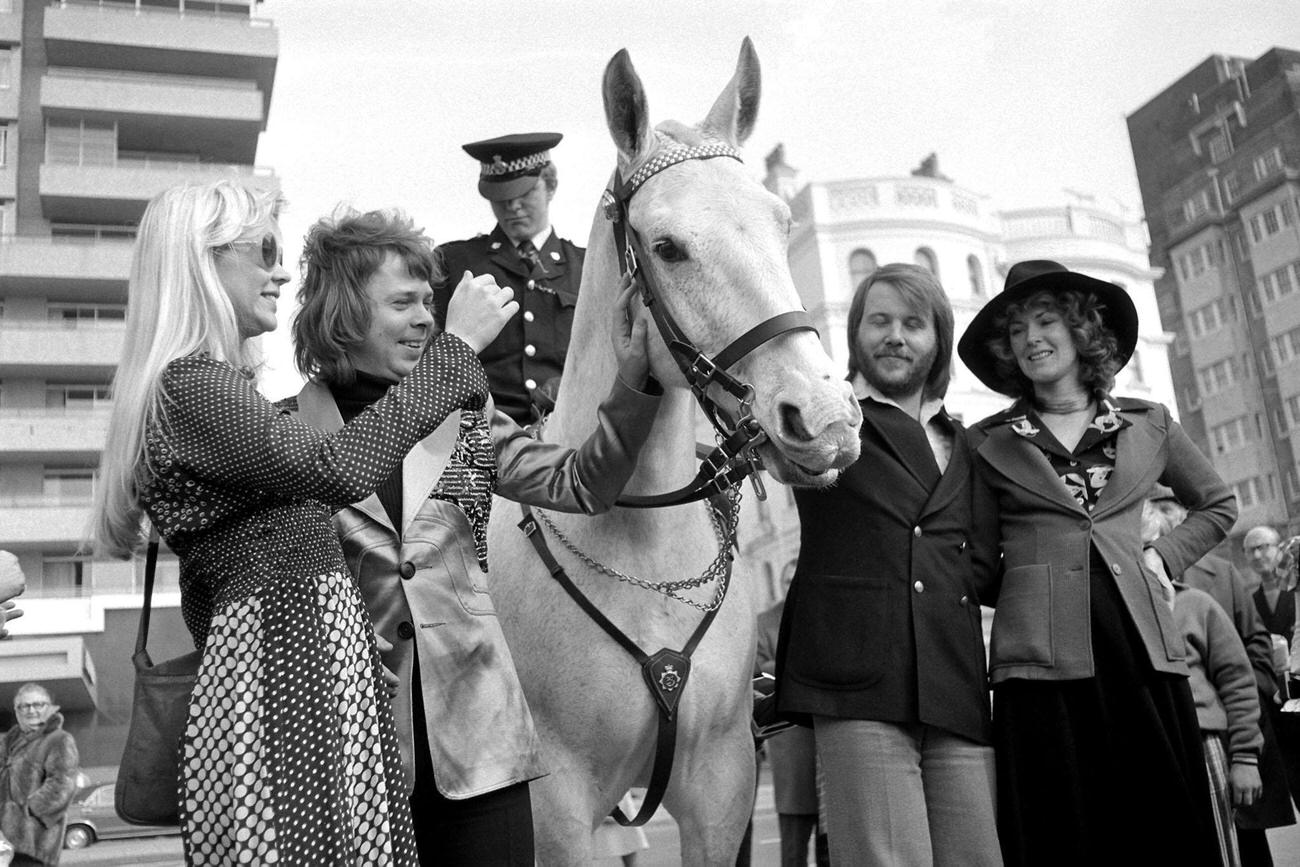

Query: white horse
<box><xmin>488</xmin><ymin>39</ymin><xmax>862</xmax><ymax>865</ymax></box>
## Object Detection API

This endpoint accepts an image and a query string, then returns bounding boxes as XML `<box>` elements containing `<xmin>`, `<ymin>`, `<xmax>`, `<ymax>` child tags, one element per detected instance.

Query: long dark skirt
<box><xmin>993</xmin><ymin>566</ymin><xmax>1221</xmax><ymax>867</ymax></box>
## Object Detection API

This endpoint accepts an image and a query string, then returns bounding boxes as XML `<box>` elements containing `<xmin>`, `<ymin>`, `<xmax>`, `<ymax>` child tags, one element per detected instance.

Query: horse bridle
<box><xmin>601</xmin><ymin>142</ymin><xmax>819</xmax><ymax>508</ymax></box>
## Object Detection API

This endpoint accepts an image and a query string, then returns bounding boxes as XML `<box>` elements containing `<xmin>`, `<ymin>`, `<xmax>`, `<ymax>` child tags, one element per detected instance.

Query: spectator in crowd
<box><xmin>90</xmin><ymin>179</ymin><xmax>517</xmax><ymax>865</ymax></box>
<box><xmin>756</xmin><ymin>597</ymin><xmax>827</xmax><ymax>867</ymax></box>
<box><xmin>1147</xmin><ymin>495</ymin><xmax>1296</xmax><ymax>865</ymax></box>
<box><xmin>280</xmin><ymin>206</ymin><xmax>657</xmax><ymax>865</ymax></box>
<box><xmin>958</xmin><ymin>259</ymin><xmax>1235</xmax><ymax>866</ymax></box>
<box><xmin>777</xmin><ymin>264</ymin><xmax>1000</xmax><ymax>865</ymax></box>
<box><xmin>0</xmin><ymin>684</ymin><xmax>79</xmax><ymax>866</ymax></box>
<box><xmin>433</xmin><ymin>132</ymin><xmax>584</xmax><ymax>424</ymax></box>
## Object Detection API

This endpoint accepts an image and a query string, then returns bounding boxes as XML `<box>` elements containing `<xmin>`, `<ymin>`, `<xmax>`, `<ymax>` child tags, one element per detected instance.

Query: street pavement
<box><xmin>61</xmin><ymin>763</ymin><xmax>1300</xmax><ymax>865</ymax></box>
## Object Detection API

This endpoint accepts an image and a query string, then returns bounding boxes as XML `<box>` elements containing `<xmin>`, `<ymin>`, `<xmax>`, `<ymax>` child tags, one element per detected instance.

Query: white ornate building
<box><xmin>738</xmin><ymin>148</ymin><xmax>1173</xmax><ymax>610</ymax></box>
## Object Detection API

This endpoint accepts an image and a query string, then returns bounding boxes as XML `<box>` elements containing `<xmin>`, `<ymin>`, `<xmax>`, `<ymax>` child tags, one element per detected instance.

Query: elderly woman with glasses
<box><xmin>0</xmin><ymin>684</ymin><xmax>80</xmax><ymax>867</ymax></box>
<box><xmin>91</xmin><ymin>180</ymin><xmax>518</xmax><ymax>866</ymax></box>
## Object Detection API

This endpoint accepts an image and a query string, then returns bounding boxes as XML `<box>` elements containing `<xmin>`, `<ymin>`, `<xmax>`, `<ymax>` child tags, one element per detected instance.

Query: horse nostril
<box><xmin>780</xmin><ymin>402</ymin><xmax>813</xmax><ymax>443</ymax></box>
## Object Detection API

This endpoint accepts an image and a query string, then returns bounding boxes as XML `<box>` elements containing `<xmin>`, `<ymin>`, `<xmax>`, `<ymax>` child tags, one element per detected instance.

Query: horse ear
<box><xmin>703</xmin><ymin>36</ymin><xmax>761</xmax><ymax>146</ymax></box>
<box><xmin>603</xmin><ymin>48</ymin><xmax>654</xmax><ymax>166</ymax></box>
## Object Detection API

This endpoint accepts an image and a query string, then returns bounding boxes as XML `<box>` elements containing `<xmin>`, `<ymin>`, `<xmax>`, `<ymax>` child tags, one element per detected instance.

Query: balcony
<box><xmin>0</xmin><ymin>406</ymin><xmax>111</xmax><ymax>461</ymax></box>
<box><xmin>0</xmin><ymin>235</ymin><xmax>132</xmax><ymax>299</ymax></box>
<box><xmin>0</xmin><ymin>636</ymin><xmax>96</xmax><ymax>712</ymax></box>
<box><xmin>0</xmin><ymin>497</ymin><xmax>92</xmax><ymax>548</ymax></box>
<box><xmin>0</xmin><ymin>319</ymin><xmax>124</xmax><ymax>376</ymax></box>
<box><xmin>39</xmin><ymin>156</ymin><xmax>279</xmax><ymax>223</ymax></box>
<box><xmin>44</xmin><ymin>0</ymin><xmax>277</xmax><ymax>109</ymax></box>
<box><xmin>42</xmin><ymin>68</ymin><xmax>266</xmax><ymax>162</ymax></box>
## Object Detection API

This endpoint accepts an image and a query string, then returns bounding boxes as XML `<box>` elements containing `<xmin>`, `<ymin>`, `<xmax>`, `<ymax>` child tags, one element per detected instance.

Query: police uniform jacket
<box><xmin>968</xmin><ymin>397</ymin><xmax>1237</xmax><ymax>685</ymax></box>
<box><xmin>775</xmin><ymin>397</ymin><xmax>994</xmax><ymax>745</ymax></box>
<box><xmin>284</xmin><ymin>376</ymin><xmax>658</xmax><ymax>799</ymax></box>
<box><xmin>435</xmin><ymin>226</ymin><xmax>584</xmax><ymax>423</ymax></box>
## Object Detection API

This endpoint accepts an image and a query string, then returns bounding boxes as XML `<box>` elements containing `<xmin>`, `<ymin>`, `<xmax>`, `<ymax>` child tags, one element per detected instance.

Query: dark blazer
<box><xmin>775</xmin><ymin>398</ymin><xmax>993</xmax><ymax>745</ymax></box>
<box><xmin>434</xmin><ymin>226</ymin><xmax>584</xmax><ymax>424</ymax></box>
<box><xmin>969</xmin><ymin>397</ymin><xmax>1237</xmax><ymax>684</ymax></box>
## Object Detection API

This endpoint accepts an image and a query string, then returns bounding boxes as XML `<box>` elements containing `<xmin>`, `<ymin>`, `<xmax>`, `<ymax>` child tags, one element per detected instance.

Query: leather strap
<box><xmin>517</xmin><ymin>503</ymin><xmax>728</xmax><ymax>826</ymax></box>
<box><xmin>133</xmin><ymin>529</ymin><xmax>161</xmax><ymax>665</ymax></box>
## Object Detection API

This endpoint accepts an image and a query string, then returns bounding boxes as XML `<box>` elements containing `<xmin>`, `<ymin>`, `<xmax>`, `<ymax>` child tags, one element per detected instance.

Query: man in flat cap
<box><xmin>433</xmin><ymin>132</ymin><xmax>584</xmax><ymax>425</ymax></box>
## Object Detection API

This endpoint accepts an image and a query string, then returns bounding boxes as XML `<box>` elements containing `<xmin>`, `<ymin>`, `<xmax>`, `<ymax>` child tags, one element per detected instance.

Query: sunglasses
<box><xmin>221</xmin><ymin>234</ymin><xmax>283</xmax><ymax>270</ymax></box>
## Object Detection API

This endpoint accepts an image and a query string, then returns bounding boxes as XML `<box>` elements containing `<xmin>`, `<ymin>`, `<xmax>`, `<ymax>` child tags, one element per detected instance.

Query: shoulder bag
<box><xmin>114</xmin><ymin>532</ymin><xmax>201</xmax><ymax>826</ymax></box>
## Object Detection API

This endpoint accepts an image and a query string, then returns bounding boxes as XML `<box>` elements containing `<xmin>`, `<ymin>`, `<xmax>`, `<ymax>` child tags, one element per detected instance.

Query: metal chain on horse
<box><xmin>530</xmin><ymin>485</ymin><xmax>740</xmax><ymax>612</ymax></box>
<box><xmin>602</xmin><ymin>142</ymin><xmax>820</xmax><ymax>509</ymax></box>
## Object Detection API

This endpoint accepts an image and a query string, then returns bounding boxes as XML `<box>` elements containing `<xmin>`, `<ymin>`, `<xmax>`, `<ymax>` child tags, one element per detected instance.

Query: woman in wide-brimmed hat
<box><xmin>959</xmin><ymin>260</ymin><xmax>1237</xmax><ymax>866</ymax></box>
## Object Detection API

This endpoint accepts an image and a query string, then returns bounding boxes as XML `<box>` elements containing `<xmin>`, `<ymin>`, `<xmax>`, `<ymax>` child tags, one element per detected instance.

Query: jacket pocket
<box><xmin>785</xmin><ymin>574</ymin><xmax>888</xmax><ymax>689</ymax></box>
<box><xmin>423</xmin><ymin>539</ymin><xmax>496</xmax><ymax>617</ymax></box>
<box><xmin>989</xmin><ymin>564</ymin><xmax>1054</xmax><ymax>669</ymax></box>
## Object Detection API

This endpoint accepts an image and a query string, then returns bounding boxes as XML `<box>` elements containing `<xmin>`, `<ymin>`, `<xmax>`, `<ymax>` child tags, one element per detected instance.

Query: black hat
<box><xmin>462</xmin><ymin>132</ymin><xmax>562</xmax><ymax>202</ymax></box>
<box><xmin>956</xmin><ymin>259</ymin><xmax>1139</xmax><ymax>396</ymax></box>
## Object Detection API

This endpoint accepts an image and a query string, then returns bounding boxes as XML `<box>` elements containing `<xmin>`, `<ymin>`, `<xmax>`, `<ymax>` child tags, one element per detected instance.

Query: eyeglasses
<box><xmin>221</xmin><ymin>234</ymin><xmax>282</xmax><ymax>270</ymax></box>
<box><xmin>15</xmin><ymin>701</ymin><xmax>48</xmax><ymax>712</ymax></box>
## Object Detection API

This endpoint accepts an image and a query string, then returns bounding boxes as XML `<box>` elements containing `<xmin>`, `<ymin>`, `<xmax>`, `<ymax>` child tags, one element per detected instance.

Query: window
<box><xmin>0</xmin><ymin>52</ymin><xmax>11</xmax><ymax>90</ymax></box>
<box><xmin>39</xmin><ymin>555</ymin><xmax>88</xmax><ymax>598</ymax></box>
<box><xmin>967</xmin><ymin>255</ymin><xmax>984</xmax><ymax>297</ymax></box>
<box><xmin>1207</xmin><ymin>132</ymin><xmax>1231</xmax><ymax>163</ymax></box>
<box><xmin>913</xmin><ymin>247</ymin><xmax>938</xmax><ymax>278</ymax></box>
<box><xmin>848</xmin><ymin>248</ymin><xmax>876</xmax><ymax>290</ymax></box>
<box><xmin>45</xmin><ymin>119</ymin><xmax>117</xmax><ymax>167</ymax></box>
<box><xmin>47</xmin><ymin>303</ymin><xmax>126</xmax><ymax>326</ymax></box>
<box><xmin>1233</xmin><ymin>477</ymin><xmax>1262</xmax><ymax>508</ymax></box>
<box><xmin>1182</xmin><ymin>190</ymin><xmax>1211</xmax><ymax>223</ymax></box>
<box><xmin>1196</xmin><ymin>358</ymin><xmax>1241</xmax><ymax>395</ymax></box>
<box><xmin>43</xmin><ymin>468</ymin><xmax>95</xmax><ymax>503</ymax></box>
<box><xmin>1210</xmin><ymin>416</ymin><xmax>1251</xmax><ymax>454</ymax></box>
<box><xmin>45</xmin><ymin>382</ymin><xmax>111</xmax><ymax>410</ymax></box>
<box><xmin>1187</xmin><ymin>297</ymin><xmax>1235</xmax><ymax>337</ymax></box>
<box><xmin>0</xmin><ymin>126</ymin><xmax>7</xmax><ymax>169</ymax></box>
<box><xmin>1253</xmin><ymin>147</ymin><xmax>1283</xmax><ymax>179</ymax></box>
<box><xmin>1250</xmin><ymin>201</ymin><xmax>1292</xmax><ymax>245</ymax></box>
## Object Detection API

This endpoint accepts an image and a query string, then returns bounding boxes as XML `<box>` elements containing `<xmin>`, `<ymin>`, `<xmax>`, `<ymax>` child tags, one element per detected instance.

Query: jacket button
<box><xmin>524</xmin><ymin>344</ymin><xmax>537</xmax><ymax>357</ymax></box>
<box><xmin>399</xmin><ymin>561</ymin><xmax>416</xmax><ymax>580</ymax></box>
<box><xmin>913</xmin><ymin>581</ymin><xmax>925</xmax><ymax>593</ymax></box>
<box><xmin>959</xmin><ymin>594</ymin><xmax>969</xmax><ymax>605</ymax></box>
<box><xmin>523</xmin><ymin>310</ymin><xmax>535</xmax><ymax>323</ymax></box>
<box><xmin>525</xmin><ymin>378</ymin><xmax>538</xmax><ymax>390</ymax></box>
<box><xmin>913</xmin><ymin>526</ymin><xmax>922</xmax><ymax>538</ymax></box>
<box><xmin>527</xmin><ymin>279</ymin><xmax>537</xmax><ymax>290</ymax></box>
<box><xmin>397</xmin><ymin>622</ymin><xmax>415</xmax><ymax>640</ymax></box>
<box><xmin>1111</xmin><ymin>563</ymin><xmax>1122</xmax><ymax>575</ymax></box>
<box><xmin>958</xmin><ymin>540</ymin><xmax>967</xmax><ymax>551</ymax></box>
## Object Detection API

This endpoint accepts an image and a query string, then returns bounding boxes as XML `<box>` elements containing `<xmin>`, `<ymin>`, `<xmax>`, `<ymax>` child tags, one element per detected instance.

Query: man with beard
<box><xmin>773</xmin><ymin>264</ymin><xmax>1002</xmax><ymax>865</ymax></box>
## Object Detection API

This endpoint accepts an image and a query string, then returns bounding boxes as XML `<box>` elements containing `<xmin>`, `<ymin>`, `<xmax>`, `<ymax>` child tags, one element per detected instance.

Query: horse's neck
<box><xmin>545</xmin><ymin>211</ymin><xmax>702</xmax><ymax>533</ymax></box>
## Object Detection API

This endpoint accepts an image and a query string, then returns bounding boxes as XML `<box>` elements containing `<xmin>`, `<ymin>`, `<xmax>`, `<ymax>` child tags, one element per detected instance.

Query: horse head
<box><xmin>602</xmin><ymin>38</ymin><xmax>861</xmax><ymax>486</ymax></box>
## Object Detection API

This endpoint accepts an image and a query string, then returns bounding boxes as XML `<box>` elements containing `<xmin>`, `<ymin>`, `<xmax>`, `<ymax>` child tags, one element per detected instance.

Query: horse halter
<box><xmin>601</xmin><ymin>142</ymin><xmax>818</xmax><ymax>508</ymax></box>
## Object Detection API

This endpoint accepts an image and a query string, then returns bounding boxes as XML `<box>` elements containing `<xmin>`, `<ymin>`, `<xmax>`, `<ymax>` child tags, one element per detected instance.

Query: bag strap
<box><xmin>133</xmin><ymin>528</ymin><xmax>160</xmax><ymax>664</ymax></box>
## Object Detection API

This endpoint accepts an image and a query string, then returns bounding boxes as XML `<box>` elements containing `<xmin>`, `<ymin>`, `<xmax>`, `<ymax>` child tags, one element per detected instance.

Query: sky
<box><xmin>251</xmin><ymin>0</ymin><xmax>1300</xmax><ymax>397</ymax></box>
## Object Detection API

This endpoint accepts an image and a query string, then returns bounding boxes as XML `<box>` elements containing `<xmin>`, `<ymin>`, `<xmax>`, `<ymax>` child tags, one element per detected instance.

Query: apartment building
<box><xmin>1127</xmin><ymin>48</ymin><xmax>1300</xmax><ymax>538</ymax></box>
<box><xmin>740</xmin><ymin>148</ymin><xmax>1172</xmax><ymax>609</ymax></box>
<box><xmin>0</xmin><ymin>0</ymin><xmax>278</xmax><ymax>763</ymax></box>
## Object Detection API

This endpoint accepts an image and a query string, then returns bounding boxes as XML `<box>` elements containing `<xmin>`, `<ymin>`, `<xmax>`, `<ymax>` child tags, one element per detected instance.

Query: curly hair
<box><xmin>984</xmin><ymin>289</ymin><xmax>1122</xmax><ymax>399</ymax></box>
<box><xmin>292</xmin><ymin>207</ymin><xmax>441</xmax><ymax>385</ymax></box>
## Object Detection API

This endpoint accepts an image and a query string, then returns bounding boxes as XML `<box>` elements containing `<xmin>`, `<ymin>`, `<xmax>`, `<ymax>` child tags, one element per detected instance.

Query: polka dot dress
<box><xmin>140</xmin><ymin>334</ymin><xmax>487</xmax><ymax>866</ymax></box>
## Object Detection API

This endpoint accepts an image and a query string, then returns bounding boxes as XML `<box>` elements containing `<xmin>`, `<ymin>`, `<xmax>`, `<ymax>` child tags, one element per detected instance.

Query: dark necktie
<box><xmin>517</xmin><ymin>240</ymin><xmax>541</xmax><ymax>272</ymax></box>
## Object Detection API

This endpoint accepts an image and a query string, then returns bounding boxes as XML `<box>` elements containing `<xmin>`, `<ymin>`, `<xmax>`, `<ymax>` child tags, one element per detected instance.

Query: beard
<box><xmin>863</xmin><ymin>344</ymin><xmax>937</xmax><ymax>400</ymax></box>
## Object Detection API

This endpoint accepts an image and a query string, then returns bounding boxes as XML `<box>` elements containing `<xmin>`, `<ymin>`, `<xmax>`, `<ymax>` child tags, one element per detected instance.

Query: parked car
<box><xmin>63</xmin><ymin>780</ymin><xmax>180</xmax><ymax>850</ymax></box>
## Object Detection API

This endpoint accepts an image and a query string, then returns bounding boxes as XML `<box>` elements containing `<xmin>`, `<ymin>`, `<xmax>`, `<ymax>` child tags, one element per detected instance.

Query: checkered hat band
<box><xmin>481</xmin><ymin>150</ymin><xmax>550</xmax><ymax>178</ymax></box>
<box><xmin>625</xmin><ymin>144</ymin><xmax>742</xmax><ymax>196</ymax></box>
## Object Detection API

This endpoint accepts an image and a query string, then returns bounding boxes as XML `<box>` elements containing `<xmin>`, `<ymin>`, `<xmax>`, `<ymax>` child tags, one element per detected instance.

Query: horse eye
<box><xmin>652</xmin><ymin>239</ymin><xmax>686</xmax><ymax>263</ymax></box>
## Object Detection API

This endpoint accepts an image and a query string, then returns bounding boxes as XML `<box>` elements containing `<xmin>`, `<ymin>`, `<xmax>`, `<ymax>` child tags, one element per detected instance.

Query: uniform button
<box><xmin>1111</xmin><ymin>563</ymin><xmax>1122</xmax><ymax>575</ymax></box>
<box><xmin>397</xmin><ymin>622</ymin><xmax>415</xmax><ymax>640</ymax></box>
<box><xmin>913</xmin><ymin>526</ymin><xmax>922</xmax><ymax>538</ymax></box>
<box><xmin>524</xmin><ymin>344</ymin><xmax>537</xmax><ymax>357</ymax></box>
<box><xmin>399</xmin><ymin>561</ymin><xmax>416</xmax><ymax>580</ymax></box>
<box><xmin>527</xmin><ymin>279</ymin><xmax>537</xmax><ymax>290</ymax></box>
<box><xmin>913</xmin><ymin>581</ymin><xmax>925</xmax><ymax>593</ymax></box>
<box><xmin>523</xmin><ymin>310</ymin><xmax>535</xmax><ymax>323</ymax></box>
<box><xmin>525</xmin><ymin>378</ymin><xmax>538</xmax><ymax>390</ymax></box>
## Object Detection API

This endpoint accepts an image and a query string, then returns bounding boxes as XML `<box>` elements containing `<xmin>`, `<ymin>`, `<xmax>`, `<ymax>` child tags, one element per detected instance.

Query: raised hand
<box><xmin>444</xmin><ymin>270</ymin><xmax>519</xmax><ymax>354</ymax></box>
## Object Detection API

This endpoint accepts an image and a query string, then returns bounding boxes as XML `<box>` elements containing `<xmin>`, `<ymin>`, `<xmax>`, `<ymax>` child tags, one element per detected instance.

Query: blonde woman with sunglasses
<box><xmin>91</xmin><ymin>180</ymin><xmax>515</xmax><ymax>866</ymax></box>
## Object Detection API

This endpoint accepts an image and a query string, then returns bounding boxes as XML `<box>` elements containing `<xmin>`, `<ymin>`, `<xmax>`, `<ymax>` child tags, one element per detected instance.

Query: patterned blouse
<box><xmin>1006</xmin><ymin>395</ymin><xmax>1130</xmax><ymax>511</ymax></box>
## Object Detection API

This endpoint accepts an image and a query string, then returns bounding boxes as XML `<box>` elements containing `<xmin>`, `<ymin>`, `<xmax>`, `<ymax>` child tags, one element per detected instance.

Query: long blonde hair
<box><xmin>91</xmin><ymin>180</ymin><xmax>284</xmax><ymax>558</ymax></box>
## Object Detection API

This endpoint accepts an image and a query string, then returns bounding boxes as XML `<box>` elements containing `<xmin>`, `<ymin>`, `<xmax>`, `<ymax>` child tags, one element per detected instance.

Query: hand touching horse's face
<box><xmin>604</xmin><ymin>39</ymin><xmax>861</xmax><ymax>486</ymax></box>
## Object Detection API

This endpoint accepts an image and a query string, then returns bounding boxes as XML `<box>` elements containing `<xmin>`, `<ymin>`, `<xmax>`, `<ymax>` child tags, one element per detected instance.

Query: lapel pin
<box><xmin>490</xmin><ymin>241</ymin><xmax>502</xmax><ymax>250</ymax></box>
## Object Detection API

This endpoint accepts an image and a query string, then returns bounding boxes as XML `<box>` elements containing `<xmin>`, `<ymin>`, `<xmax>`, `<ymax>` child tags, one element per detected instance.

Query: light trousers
<box><xmin>813</xmin><ymin>716</ymin><xmax>1002</xmax><ymax>867</ymax></box>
